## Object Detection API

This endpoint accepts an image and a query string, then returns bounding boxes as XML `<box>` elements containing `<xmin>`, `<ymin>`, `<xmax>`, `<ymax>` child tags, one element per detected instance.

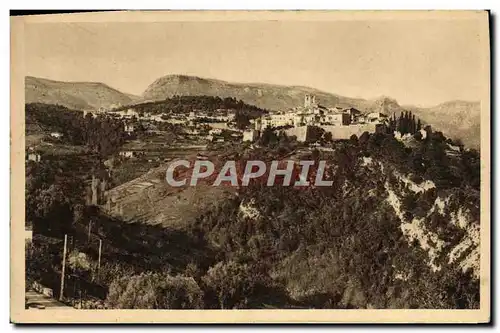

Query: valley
<box><xmin>24</xmin><ymin>75</ymin><xmax>482</xmax><ymax>310</ymax></box>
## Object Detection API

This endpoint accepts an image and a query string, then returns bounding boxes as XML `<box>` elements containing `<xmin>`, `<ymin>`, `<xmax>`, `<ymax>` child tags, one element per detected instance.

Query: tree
<box><xmin>359</xmin><ymin>132</ymin><xmax>370</xmax><ymax>145</ymax></box>
<box><xmin>27</xmin><ymin>184</ymin><xmax>74</xmax><ymax>237</ymax></box>
<box><xmin>68</xmin><ymin>250</ymin><xmax>92</xmax><ymax>281</ymax></box>
<box><xmin>106</xmin><ymin>272</ymin><xmax>204</xmax><ymax>309</ymax></box>
<box><xmin>25</xmin><ymin>242</ymin><xmax>53</xmax><ymax>291</ymax></box>
<box><xmin>323</xmin><ymin>131</ymin><xmax>333</xmax><ymax>143</ymax></box>
<box><xmin>202</xmin><ymin>260</ymin><xmax>275</xmax><ymax>309</ymax></box>
<box><xmin>259</xmin><ymin>127</ymin><xmax>278</xmax><ymax>147</ymax></box>
<box><xmin>397</xmin><ymin>113</ymin><xmax>403</xmax><ymax>133</ymax></box>
<box><xmin>307</xmin><ymin>126</ymin><xmax>325</xmax><ymax>143</ymax></box>
<box><xmin>234</xmin><ymin>111</ymin><xmax>251</xmax><ymax>129</ymax></box>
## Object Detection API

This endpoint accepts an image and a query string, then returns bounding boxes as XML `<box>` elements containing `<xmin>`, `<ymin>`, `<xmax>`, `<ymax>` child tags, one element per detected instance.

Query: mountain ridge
<box><xmin>25</xmin><ymin>76</ymin><xmax>139</xmax><ymax>111</ymax></box>
<box><xmin>142</xmin><ymin>74</ymin><xmax>481</xmax><ymax>147</ymax></box>
<box><xmin>25</xmin><ymin>74</ymin><xmax>481</xmax><ymax>147</ymax></box>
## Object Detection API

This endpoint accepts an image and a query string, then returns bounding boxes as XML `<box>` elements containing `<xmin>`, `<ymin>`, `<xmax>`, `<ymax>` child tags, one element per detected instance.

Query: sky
<box><xmin>24</xmin><ymin>17</ymin><xmax>484</xmax><ymax>107</ymax></box>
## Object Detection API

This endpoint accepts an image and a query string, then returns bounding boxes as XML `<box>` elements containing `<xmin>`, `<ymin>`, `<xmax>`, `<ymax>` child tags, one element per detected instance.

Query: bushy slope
<box><xmin>188</xmin><ymin>132</ymin><xmax>480</xmax><ymax>309</ymax></box>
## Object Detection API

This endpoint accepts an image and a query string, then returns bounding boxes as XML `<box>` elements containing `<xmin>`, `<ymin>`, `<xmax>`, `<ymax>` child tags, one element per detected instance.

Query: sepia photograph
<box><xmin>10</xmin><ymin>10</ymin><xmax>490</xmax><ymax>323</ymax></box>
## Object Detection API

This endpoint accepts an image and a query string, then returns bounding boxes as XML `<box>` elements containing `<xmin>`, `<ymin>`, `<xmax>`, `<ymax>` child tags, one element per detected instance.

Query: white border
<box><xmin>3</xmin><ymin>2</ymin><xmax>498</xmax><ymax>332</ymax></box>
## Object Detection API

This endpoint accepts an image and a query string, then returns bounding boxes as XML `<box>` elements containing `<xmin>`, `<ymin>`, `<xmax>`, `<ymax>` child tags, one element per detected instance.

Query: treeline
<box><xmin>26</xmin><ymin>103</ymin><xmax>127</xmax><ymax>157</ymax></box>
<box><xmin>360</xmin><ymin>130</ymin><xmax>479</xmax><ymax>189</ymax></box>
<box><xmin>114</xmin><ymin>96</ymin><xmax>268</xmax><ymax>117</ymax></box>
<box><xmin>387</xmin><ymin>110</ymin><xmax>423</xmax><ymax>135</ymax></box>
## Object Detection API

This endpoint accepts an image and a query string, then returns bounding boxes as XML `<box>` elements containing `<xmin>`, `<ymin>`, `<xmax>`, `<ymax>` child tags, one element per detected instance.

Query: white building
<box><xmin>25</xmin><ymin>228</ymin><xmax>33</xmax><ymax>242</ymax></box>
<box><xmin>116</xmin><ymin>108</ymin><xmax>139</xmax><ymax>119</ymax></box>
<box><xmin>243</xmin><ymin>129</ymin><xmax>259</xmax><ymax>142</ymax></box>
<box><xmin>119</xmin><ymin>151</ymin><xmax>135</xmax><ymax>158</ymax></box>
<box><xmin>209</xmin><ymin>128</ymin><xmax>224</xmax><ymax>135</ymax></box>
<box><xmin>124</xmin><ymin>123</ymin><xmax>135</xmax><ymax>134</ymax></box>
<box><xmin>366</xmin><ymin>112</ymin><xmax>388</xmax><ymax>123</ymax></box>
<box><xmin>50</xmin><ymin>132</ymin><xmax>63</xmax><ymax>139</ymax></box>
<box><xmin>321</xmin><ymin>113</ymin><xmax>351</xmax><ymax>126</ymax></box>
<box><xmin>261</xmin><ymin>113</ymin><xmax>295</xmax><ymax>128</ymax></box>
<box><xmin>27</xmin><ymin>153</ymin><xmax>41</xmax><ymax>163</ymax></box>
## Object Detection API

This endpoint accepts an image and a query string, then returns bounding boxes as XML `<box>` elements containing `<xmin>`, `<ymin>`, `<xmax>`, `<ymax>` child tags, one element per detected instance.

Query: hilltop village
<box><xmin>254</xmin><ymin>94</ymin><xmax>388</xmax><ymax>142</ymax></box>
<box><xmin>80</xmin><ymin>94</ymin><xmax>389</xmax><ymax>149</ymax></box>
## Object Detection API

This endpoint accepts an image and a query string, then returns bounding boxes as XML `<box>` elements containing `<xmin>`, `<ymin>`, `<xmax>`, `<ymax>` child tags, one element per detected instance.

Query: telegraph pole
<box><xmin>97</xmin><ymin>239</ymin><xmax>102</xmax><ymax>282</ymax></box>
<box><xmin>59</xmin><ymin>234</ymin><xmax>68</xmax><ymax>301</ymax></box>
<box><xmin>87</xmin><ymin>221</ymin><xmax>92</xmax><ymax>243</ymax></box>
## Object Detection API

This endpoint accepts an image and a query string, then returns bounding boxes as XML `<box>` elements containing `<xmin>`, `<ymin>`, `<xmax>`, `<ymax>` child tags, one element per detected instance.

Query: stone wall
<box><xmin>284</xmin><ymin>126</ymin><xmax>310</xmax><ymax>142</ymax></box>
<box><xmin>284</xmin><ymin>124</ymin><xmax>385</xmax><ymax>142</ymax></box>
<box><xmin>320</xmin><ymin>123</ymin><xmax>385</xmax><ymax>140</ymax></box>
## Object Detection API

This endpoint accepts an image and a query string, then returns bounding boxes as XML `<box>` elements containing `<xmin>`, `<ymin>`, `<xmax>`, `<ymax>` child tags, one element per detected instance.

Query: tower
<box><xmin>304</xmin><ymin>94</ymin><xmax>311</xmax><ymax>108</ymax></box>
<box><xmin>255</xmin><ymin>117</ymin><xmax>262</xmax><ymax>131</ymax></box>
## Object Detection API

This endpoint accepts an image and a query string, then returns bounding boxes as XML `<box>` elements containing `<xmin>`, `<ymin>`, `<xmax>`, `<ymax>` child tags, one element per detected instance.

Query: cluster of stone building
<box><xmin>243</xmin><ymin>94</ymin><xmax>388</xmax><ymax>142</ymax></box>
<box><xmin>258</xmin><ymin>94</ymin><xmax>387</xmax><ymax>129</ymax></box>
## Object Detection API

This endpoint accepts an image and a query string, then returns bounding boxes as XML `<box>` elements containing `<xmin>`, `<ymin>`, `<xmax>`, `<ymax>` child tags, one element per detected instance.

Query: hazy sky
<box><xmin>24</xmin><ymin>18</ymin><xmax>483</xmax><ymax>106</ymax></box>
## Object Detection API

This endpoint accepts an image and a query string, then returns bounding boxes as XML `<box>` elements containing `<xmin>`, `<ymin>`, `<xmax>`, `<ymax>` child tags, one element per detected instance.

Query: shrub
<box><xmin>106</xmin><ymin>272</ymin><xmax>204</xmax><ymax>309</ymax></box>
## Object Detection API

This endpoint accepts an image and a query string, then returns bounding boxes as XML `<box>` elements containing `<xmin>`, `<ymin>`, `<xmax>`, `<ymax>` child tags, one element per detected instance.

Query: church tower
<box><xmin>304</xmin><ymin>94</ymin><xmax>311</xmax><ymax>108</ymax></box>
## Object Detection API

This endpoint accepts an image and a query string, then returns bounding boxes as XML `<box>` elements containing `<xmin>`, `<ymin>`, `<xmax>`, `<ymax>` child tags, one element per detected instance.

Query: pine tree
<box><xmin>402</xmin><ymin>111</ymin><xmax>409</xmax><ymax>134</ymax></box>
<box><xmin>408</xmin><ymin>112</ymin><xmax>413</xmax><ymax>134</ymax></box>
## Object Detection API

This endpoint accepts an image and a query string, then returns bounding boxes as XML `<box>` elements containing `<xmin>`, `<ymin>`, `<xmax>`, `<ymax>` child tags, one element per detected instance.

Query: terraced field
<box><xmin>103</xmin><ymin>149</ymin><xmax>236</xmax><ymax>230</ymax></box>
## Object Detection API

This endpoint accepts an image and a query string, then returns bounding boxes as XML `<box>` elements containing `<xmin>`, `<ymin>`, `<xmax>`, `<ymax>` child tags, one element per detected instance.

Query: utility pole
<box><xmin>59</xmin><ymin>234</ymin><xmax>68</xmax><ymax>301</ymax></box>
<box><xmin>97</xmin><ymin>239</ymin><xmax>102</xmax><ymax>282</ymax></box>
<box><xmin>88</xmin><ymin>221</ymin><xmax>92</xmax><ymax>243</ymax></box>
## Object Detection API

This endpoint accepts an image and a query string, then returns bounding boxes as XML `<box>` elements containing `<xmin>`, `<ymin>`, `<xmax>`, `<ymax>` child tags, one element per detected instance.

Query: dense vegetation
<box><xmin>25</xmin><ymin>102</ymin><xmax>480</xmax><ymax>310</ymax></box>
<box><xmin>26</xmin><ymin>103</ymin><xmax>127</xmax><ymax>158</ymax></box>
<box><xmin>387</xmin><ymin>110</ymin><xmax>423</xmax><ymax>135</ymax></box>
<box><xmin>183</xmin><ymin>130</ymin><xmax>480</xmax><ymax>309</ymax></box>
<box><xmin>113</xmin><ymin>95</ymin><xmax>268</xmax><ymax>117</ymax></box>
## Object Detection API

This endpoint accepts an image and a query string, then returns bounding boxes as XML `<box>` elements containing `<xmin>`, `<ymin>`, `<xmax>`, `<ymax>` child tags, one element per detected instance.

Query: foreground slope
<box><xmin>188</xmin><ymin>133</ymin><xmax>480</xmax><ymax>308</ymax></box>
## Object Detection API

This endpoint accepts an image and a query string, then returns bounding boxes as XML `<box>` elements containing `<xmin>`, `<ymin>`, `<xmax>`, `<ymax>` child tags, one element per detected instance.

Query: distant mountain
<box><xmin>142</xmin><ymin>74</ymin><xmax>371</xmax><ymax>112</ymax></box>
<box><xmin>408</xmin><ymin>101</ymin><xmax>481</xmax><ymax>149</ymax></box>
<box><xmin>25</xmin><ymin>74</ymin><xmax>481</xmax><ymax>148</ymax></box>
<box><xmin>142</xmin><ymin>75</ymin><xmax>481</xmax><ymax>148</ymax></box>
<box><xmin>25</xmin><ymin>76</ymin><xmax>138</xmax><ymax>111</ymax></box>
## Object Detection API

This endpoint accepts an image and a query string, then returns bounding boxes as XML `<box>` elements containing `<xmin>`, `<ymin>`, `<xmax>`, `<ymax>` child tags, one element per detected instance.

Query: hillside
<box><xmin>408</xmin><ymin>101</ymin><xmax>481</xmax><ymax>148</ymax></box>
<box><xmin>142</xmin><ymin>74</ymin><xmax>369</xmax><ymax>112</ymax></box>
<box><xmin>25</xmin><ymin>76</ymin><xmax>137</xmax><ymax>110</ymax></box>
<box><xmin>26</xmin><ymin>114</ymin><xmax>481</xmax><ymax>308</ymax></box>
<box><xmin>103</xmin><ymin>152</ymin><xmax>236</xmax><ymax>229</ymax></box>
<box><xmin>187</xmin><ymin>132</ymin><xmax>481</xmax><ymax>308</ymax></box>
<box><xmin>142</xmin><ymin>75</ymin><xmax>481</xmax><ymax>148</ymax></box>
<box><xmin>97</xmin><ymin>131</ymin><xmax>480</xmax><ymax>309</ymax></box>
<box><xmin>24</xmin><ymin>74</ymin><xmax>481</xmax><ymax>147</ymax></box>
